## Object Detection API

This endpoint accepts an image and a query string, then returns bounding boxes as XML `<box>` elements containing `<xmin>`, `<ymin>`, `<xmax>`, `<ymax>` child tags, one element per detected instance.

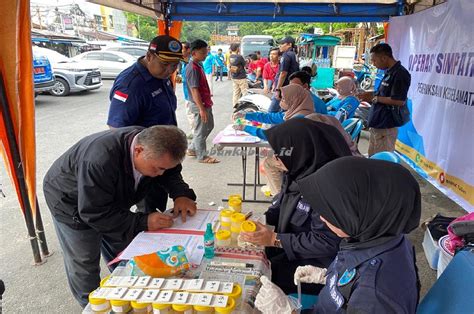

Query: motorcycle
<box><xmin>233</xmin><ymin>89</ymin><xmax>271</xmax><ymax>113</ymax></box>
<box><xmin>354</xmin><ymin>64</ymin><xmax>373</xmax><ymax>91</ymax></box>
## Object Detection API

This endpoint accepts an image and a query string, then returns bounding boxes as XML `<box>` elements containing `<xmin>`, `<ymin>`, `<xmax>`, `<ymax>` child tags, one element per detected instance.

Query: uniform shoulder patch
<box><xmin>338</xmin><ymin>268</ymin><xmax>357</xmax><ymax>287</ymax></box>
<box><xmin>113</xmin><ymin>90</ymin><xmax>128</xmax><ymax>102</ymax></box>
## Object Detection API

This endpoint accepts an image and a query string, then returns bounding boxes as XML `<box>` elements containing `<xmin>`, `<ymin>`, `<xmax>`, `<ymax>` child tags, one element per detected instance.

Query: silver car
<box><xmin>104</xmin><ymin>46</ymin><xmax>148</xmax><ymax>59</ymax></box>
<box><xmin>33</xmin><ymin>47</ymin><xmax>102</xmax><ymax>97</ymax></box>
<box><xmin>73</xmin><ymin>51</ymin><xmax>136</xmax><ymax>79</ymax></box>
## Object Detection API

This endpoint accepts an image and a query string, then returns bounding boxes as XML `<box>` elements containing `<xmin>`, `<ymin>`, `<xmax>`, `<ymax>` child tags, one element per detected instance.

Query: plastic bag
<box><xmin>133</xmin><ymin>245</ymin><xmax>190</xmax><ymax>277</ymax></box>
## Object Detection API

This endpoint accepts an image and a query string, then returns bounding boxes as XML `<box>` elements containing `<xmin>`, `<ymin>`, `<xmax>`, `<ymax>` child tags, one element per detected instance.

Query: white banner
<box><xmin>388</xmin><ymin>0</ymin><xmax>474</xmax><ymax>212</ymax></box>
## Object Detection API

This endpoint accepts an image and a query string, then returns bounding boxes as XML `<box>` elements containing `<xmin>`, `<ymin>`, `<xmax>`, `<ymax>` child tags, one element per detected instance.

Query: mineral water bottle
<box><xmin>204</xmin><ymin>223</ymin><xmax>215</xmax><ymax>259</ymax></box>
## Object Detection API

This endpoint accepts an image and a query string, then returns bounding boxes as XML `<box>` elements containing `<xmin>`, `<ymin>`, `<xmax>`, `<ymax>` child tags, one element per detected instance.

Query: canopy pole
<box><xmin>0</xmin><ymin>73</ymin><xmax>43</xmax><ymax>265</ymax></box>
<box><xmin>36</xmin><ymin>197</ymin><xmax>51</xmax><ymax>257</ymax></box>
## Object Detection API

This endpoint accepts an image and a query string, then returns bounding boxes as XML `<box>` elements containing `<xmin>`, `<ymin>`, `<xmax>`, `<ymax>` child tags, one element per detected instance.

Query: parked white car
<box><xmin>33</xmin><ymin>46</ymin><xmax>102</xmax><ymax>97</ymax></box>
<box><xmin>73</xmin><ymin>51</ymin><xmax>135</xmax><ymax>79</ymax></box>
<box><xmin>104</xmin><ymin>46</ymin><xmax>148</xmax><ymax>59</ymax></box>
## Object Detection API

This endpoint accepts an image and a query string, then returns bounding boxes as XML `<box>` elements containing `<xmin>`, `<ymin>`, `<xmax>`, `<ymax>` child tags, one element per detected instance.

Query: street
<box><xmin>0</xmin><ymin>78</ymin><xmax>467</xmax><ymax>313</ymax></box>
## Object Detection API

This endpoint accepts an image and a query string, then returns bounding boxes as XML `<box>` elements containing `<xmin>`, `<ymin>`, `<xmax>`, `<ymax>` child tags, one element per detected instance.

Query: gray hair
<box><xmin>136</xmin><ymin>125</ymin><xmax>187</xmax><ymax>162</ymax></box>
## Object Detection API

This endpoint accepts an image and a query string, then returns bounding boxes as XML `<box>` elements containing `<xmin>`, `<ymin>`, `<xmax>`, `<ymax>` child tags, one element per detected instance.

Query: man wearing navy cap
<box><xmin>269</xmin><ymin>36</ymin><xmax>299</xmax><ymax>112</ymax></box>
<box><xmin>106</xmin><ymin>35</ymin><xmax>196</xmax><ymax>215</ymax></box>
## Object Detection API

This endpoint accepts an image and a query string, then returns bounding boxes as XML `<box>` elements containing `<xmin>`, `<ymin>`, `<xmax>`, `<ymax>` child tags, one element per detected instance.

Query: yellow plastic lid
<box><xmin>131</xmin><ymin>301</ymin><xmax>150</xmax><ymax>309</ymax></box>
<box><xmin>214</xmin><ymin>297</ymin><xmax>236</xmax><ymax>314</ymax></box>
<box><xmin>110</xmin><ymin>299</ymin><xmax>130</xmax><ymax>306</ymax></box>
<box><xmin>230</xmin><ymin>213</ymin><xmax>245</xmax><ymax>222</ymax></box>
<box><xmin>99</xmin><ymin>275</ymin><xmax>111</xmax><ymax>287</ymax></box>
<box><xmin>225</xmin><ymin>284</ymin><xmax>242</xmax><ymax>298</ymax></box>
<box><xmin>230</xmin><ymin>226</ymin><xmax>242</xmax><ymax>233</ymax></box>
<box><xmin>194</xmin><ymin>304</ymin><xmax>213</xmax><ymax>311</ymax></box>
<box><xmin>152</xmin><ymin>302</ymin><xmax>171</xmax><ymax>310</ymax></box>
<box><xmin>241</xmin><ymin>221</ymin><xmax>257</xmax><ymax>232</ymax></box>
<box><xmin>229</xmin><ymin>194</ymin><xmax>242</xmax><ymax>201</ymax></box>
<box><xmin>228</xmin><ymin>198</ymin><xmax>242</xmax><ymax>206</ymax></box>
<box><xmin>220</xmin><ymin>221</ymin><xmax>231</xmax><ymax>227</ymax></box>
<box><xmin>88</xmin><ymin>292</ymin><xmax>107</xmax><ymax>305</ymax></box>
<box><xmin>172</xmin><ymin>303</ymin><xmax>192</xmax><ymax>311</ymax></box>
<box><xmin>220</xmin><ymin>209</ymin><xmax>234</xmax><ymax>217</ymax></box>
<box><xmin>216</xmin><ymin>229</ymin><xmax>231</xmax><ymax>240</ymax></box>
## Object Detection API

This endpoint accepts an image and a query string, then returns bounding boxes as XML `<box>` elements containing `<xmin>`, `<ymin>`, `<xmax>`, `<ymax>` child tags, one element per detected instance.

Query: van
<box><xmin>240</xmin><ymin>35</ymin><xmax>275</xmax><ymax>58</ymax></box>
<box><xmin>33</xmin><ymin>48</ymin><xmax>55</xmax><ymax>94</ymax></box>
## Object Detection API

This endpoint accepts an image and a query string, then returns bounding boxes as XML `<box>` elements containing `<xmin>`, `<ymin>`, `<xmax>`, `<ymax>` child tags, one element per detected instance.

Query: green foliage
<box><xmin>181</xmin><ymin>22</ymin><xmax>213</xmax><ymax>42</ymax></box>
<box><xmin>124</xmin><ymin>12</ymin><xmax>157</xmax><ymax>41</ymax></box>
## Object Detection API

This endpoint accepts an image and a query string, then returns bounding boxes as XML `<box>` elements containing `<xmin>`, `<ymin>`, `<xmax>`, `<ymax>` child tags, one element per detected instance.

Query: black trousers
<box><xmin>265</xmin><ymin>247</ymin><xmax>324</xmax><ymax>295</ymax></box>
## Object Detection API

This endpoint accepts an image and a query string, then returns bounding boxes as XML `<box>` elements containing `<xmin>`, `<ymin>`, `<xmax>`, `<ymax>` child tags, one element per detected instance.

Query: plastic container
<box><xmin>214</xmin><ymin>297</ymin><xmax>235</xmax><ymax>314</ymax></box>
<box><xmin>219</xmin><ymin>209</ymin><xmax>233</xmax><ymax>223</ymax></box>
<box><xmin>99</xmin><ymin>275</ymin><xmax>111</xmax><ymax>287</ymax></box>
<box><xmin>437</xmin><ymin>235</ymin><xmax>454</xmax><ymax>278</ymax></box>
<box><xmin>152</xmin><ymin>302</ymin><xmax>172</xmax><ymax>314</ymax></box>
<box><xmin>220</xmin><ymin>221</ymin><xmax>231</xmax><ymax>231</ymax></box>
<box><xmin>194</xmin><ymin>305</ymin><xmax>214</xmax><ymax>313</ymax></box>
<box><xmin>231</xmin><ymin>213</ymin><xmax>246</xmax><ymax>229</ymax></box>
<box><xmin>422</xmin><ymin>228</ymin><xmax>440</xmax><ymax>270</ymax></box>
<box><xmin>172</xmin><ymin>303</ymin><xmax>194</xmax><ymax>314</ymax></box>
<box><xmin>241</xmin><ymin>221</ymin><xmax>256</xmax><ymax>233</ymax></box>
<box><xmin>132</xmin><ymin>301</ymin><xmax>152</xmax><ymax>313</ymax></box>
<box><xmin>228</xmin><ymin>198</ymin><xmax>242</xmax><ymax>213</ymax></box>
<box><xmin>224</xmin><ymin>284</ymin><xmax>242</xmax><ymax>308</ymax></box>
<box><xmin>216</xmin><ymin>229</ymin><xmax>232</xmax><ymax>247</ymax></box>
<box><xmin>110</xmin><ymin>299</ymin><xmax>131</xmax><ymax>313</ymax></box>
<box><xmin>88</xmin><ymin>293</ymin><xmax>111</xmax><ymax>313</ymax></box>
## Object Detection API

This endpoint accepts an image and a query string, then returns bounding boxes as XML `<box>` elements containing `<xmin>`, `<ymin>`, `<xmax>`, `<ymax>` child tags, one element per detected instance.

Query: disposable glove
<box><xmin>255</xmin><ymin>276</ymin><xmax>293</xmax><ymax>314</ymax></box>
<box><xmin>294</xmin><ymin>265</ymin><xmax>327</xmax><ymax>285</ymax></box>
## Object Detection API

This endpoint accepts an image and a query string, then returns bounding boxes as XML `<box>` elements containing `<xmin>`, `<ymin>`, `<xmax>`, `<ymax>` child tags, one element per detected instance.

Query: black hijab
<box><xmin>264</xmin><ymin>119</ymin><xmax>352</xmax><ymax>232</ymax></box>
<box><xmin>298</xmin><ymin>156</ymin><xmax>422</xmax><ymax>249</ymax></box>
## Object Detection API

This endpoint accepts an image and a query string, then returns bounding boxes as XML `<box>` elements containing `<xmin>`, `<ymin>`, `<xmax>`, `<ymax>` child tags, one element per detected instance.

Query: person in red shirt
<box><xmin>262</xmin><ymin>48</ymin><xmax>280</xmax><ymax>94</ymax></box>
<box><xmin>256</xmin><ymin>50</ymin><xmax>269</xmax><ymax>65</ymax></box>
<box><xmin>248</xmin><ymin>54</ymin><xmax>265</xmax><ymax>82</ymax></box>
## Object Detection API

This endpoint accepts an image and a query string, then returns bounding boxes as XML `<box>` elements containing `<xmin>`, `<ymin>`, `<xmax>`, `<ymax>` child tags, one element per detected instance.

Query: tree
<box><xmin>124</xmin><ymin>13</ymin><xmax>157</xmax><ymax>41</ymax></box>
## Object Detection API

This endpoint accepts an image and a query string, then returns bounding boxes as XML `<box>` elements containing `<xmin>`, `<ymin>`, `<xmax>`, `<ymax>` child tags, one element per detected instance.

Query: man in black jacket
<box><xmin>43</xmin><ymin>125</ymin><xmax>196</xmax><ymax>307</ymax></box>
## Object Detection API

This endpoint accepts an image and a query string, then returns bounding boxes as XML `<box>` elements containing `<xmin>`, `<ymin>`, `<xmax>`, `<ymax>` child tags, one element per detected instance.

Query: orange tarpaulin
<box><xmin>0</xmin><ymin>0</ymin><xmax>36</xmax><ymax>215</ymax></box>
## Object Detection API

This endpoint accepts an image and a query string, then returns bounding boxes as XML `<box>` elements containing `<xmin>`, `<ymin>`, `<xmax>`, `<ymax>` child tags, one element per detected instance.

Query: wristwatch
<box><xmin>273</xmin><ymin>234</ymin><xmax>283</xmax><ymax>248</ymax></box>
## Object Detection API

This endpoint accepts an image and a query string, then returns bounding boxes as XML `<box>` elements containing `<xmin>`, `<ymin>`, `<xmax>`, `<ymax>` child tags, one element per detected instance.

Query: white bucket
<box><xmin>437</xmin><ymin>235</ymin><xmax>454</xmax><ymax>278</ymax></box>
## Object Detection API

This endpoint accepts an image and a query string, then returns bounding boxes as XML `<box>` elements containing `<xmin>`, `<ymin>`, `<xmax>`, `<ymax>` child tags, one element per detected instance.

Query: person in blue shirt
<box><xmin>179</xmin><ymin>42</ymin><xmax>194</xmax><ymax>139</ymax></box>
<box><xmin>213</xmin><ymin>48</ymin><xmax>225</xmax><ymax>81</ymax></box>
<box><xmin>288</xmin><ymin>70</ymin><xmax>327</xmax><ymax>114</ymax></box>
<box><xmin>232</xmin><ymin>84</ymin><xmax>314</xmax><ymax>140</ymax></box>
<box><xmin>107</xmin><ymin>35</ymin><xmax>183</xmax><ymax>128</ymax></box>
<box><xmin>240</xmin><ymin>119</ymin><xmax>352</xmax><ymax>295</ymax></box>
<box><xmin>202</xmin><ymin>48</ymin><xmax>215</xmax><ymax>94</ymax></box>
<box><xmin>256</xmin><ymin>156</ymin><xmax>421</xmax><ymax>314</ymax></box>
<box><xmin>326</xmin><ymin>76</ymin><xmax>360</xmax><ymax>121</ymax></box>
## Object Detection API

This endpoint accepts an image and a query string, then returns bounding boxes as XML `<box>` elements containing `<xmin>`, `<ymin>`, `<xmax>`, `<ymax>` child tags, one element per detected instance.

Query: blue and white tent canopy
<box><xmin>87</xmin><ymin>0</ymin><xmax>406</xmax><ymax>22</ymax></box>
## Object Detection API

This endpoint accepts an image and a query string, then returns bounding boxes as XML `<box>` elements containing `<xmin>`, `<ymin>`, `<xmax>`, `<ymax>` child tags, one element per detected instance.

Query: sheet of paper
<box><xmin>222</xmin><ymin>124</ymin><xmax>249</xmax><ymax>136</ymax></box>
<box><xmin>166</xmin><ymin>210</ymin><xmax>219</xmax><ymax>232</ymax></box>
<box><xmin>119</xmin><ymin>232</ymin><xmax>204</xmax><ymax>265</ymax></box>
<box><xmin>219</xmin><ymin>135</ymin><xmax>261</xmax><ymax>144</ymax></box>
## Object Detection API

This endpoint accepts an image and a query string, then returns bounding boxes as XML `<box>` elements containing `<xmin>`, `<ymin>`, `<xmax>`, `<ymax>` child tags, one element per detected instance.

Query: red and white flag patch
<box><xmin>113</xmin><ymin>90</ymin><xmax>128</xmax><ymax>102</ymax></box>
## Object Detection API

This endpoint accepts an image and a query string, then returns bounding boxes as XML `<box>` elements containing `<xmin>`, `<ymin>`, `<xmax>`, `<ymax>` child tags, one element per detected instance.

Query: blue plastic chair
<box><xmin>370</xmin><ymin>151</ymin><xmax>401</xmax><ymax>164</ymax></box>
<box><xmin>342</xmin><ymin>118</ymin><xmax>364</xmax><ymax>142</ymax></box>
<box><xmin>417</xmin><ymin>250</ymin><xmax>474</xmax><ymax>313</ymax></box>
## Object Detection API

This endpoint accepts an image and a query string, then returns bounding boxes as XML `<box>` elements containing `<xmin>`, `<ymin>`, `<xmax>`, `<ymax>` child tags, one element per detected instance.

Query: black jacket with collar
<box><xmin>43</xmin><ymin>126</ymin><xmax>196</xmax><ymax>243</ymax></box>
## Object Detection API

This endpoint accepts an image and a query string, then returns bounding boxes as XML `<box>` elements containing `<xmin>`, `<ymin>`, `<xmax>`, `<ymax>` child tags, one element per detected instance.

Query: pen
<box><xmin>163</xmin><ymin>208</ymin><xmax>174</xmax><ymax>216</ymax></box>
<box><xmin>209</xmin><ymin>261</ymin><xmax>254</xmax><ymax>268</ymax></box>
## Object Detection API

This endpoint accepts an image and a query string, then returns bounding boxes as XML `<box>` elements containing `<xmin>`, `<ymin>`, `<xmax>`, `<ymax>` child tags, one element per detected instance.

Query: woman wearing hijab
<box><xmin>255</xmin><ymin>157</ymin><xmax>421</xmax><ymax>314</ymax></box>
<box><xmin>306</xmin><ymin>113</ymin><xmax>363</xmax><ymax>157</ymax></box>
<box><xmin>240</xmin><ymin>118</ymin><xmax>352</xmax><ymax>295</ymax></box>
<box><xmin>232</xmin><ymin>84</ymin><xmax>314</xmax><ymax>141</ymax></box>
<box><xmin>326</xmin><ymin>76</ymin><xmax>360</xmax><ymax>121</ymax></box>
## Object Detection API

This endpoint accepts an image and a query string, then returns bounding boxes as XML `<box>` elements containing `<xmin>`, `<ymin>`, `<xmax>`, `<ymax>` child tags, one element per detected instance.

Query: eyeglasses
<box><xmin>153</xmin><ymin>53</ymin><xmax>179</xmax><ymax>69</ymax></box>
